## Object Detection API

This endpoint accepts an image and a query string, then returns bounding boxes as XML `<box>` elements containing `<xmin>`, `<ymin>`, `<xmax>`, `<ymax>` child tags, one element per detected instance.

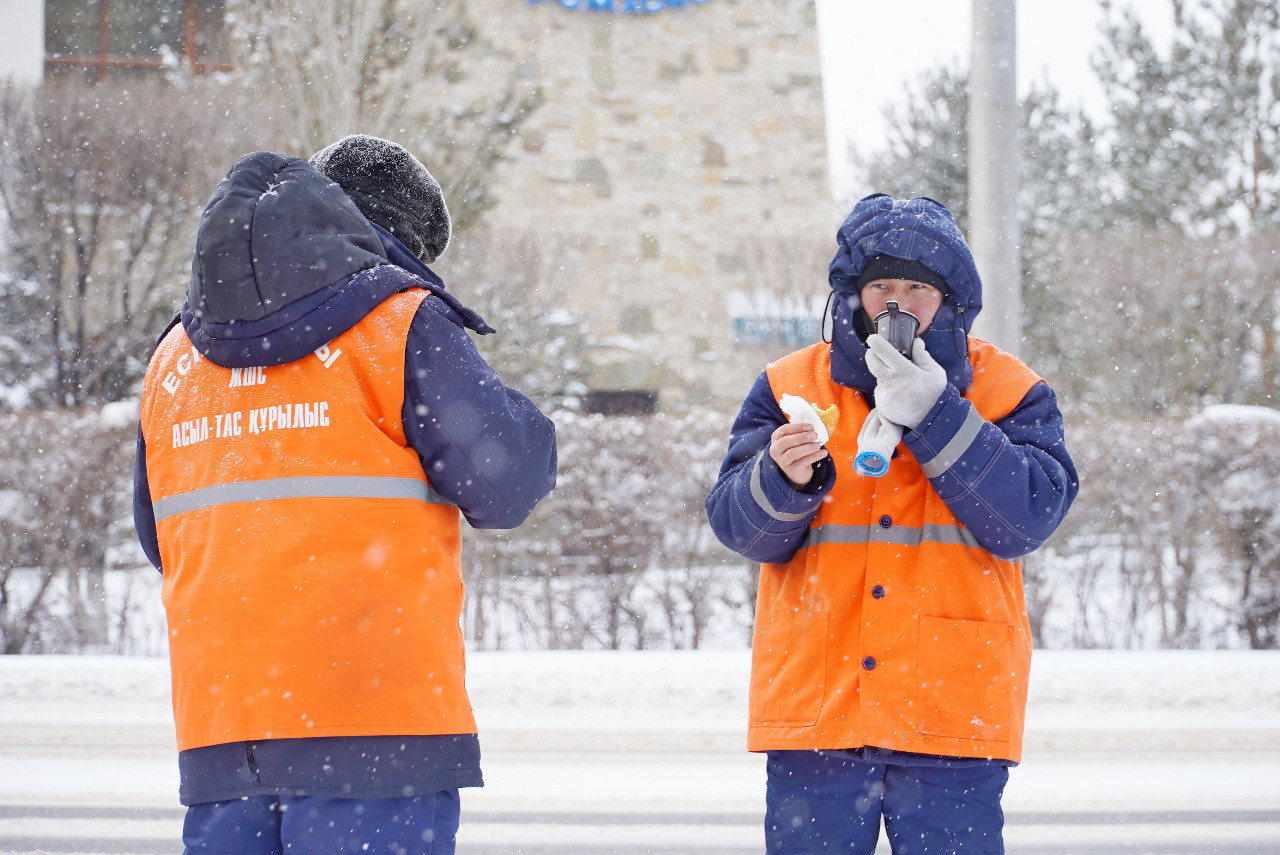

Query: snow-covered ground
<box><xmin>1</xmin><ymin>650</ymin><xmax>1278</xmax><ymax>854</ymax></box>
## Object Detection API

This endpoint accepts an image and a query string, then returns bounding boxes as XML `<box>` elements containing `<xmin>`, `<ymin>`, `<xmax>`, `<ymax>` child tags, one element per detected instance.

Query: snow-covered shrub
<box><xmin>463</xmin><ymin>409</ymin><xmax>753</xmax><ymax>650</ymax></box>
<box><xmin>1186</xmin><ymin>406</ymin><xmax>1280</xmax><ymax>648</ymax></box>
<box><xmin>0</xmin><ymin>406</ymin><xmax>147</xmax><ymax>654</ymax></box>
<box><xmin>6</xmin><ymin>402</ymin><xmax>1279</xmax><ymax>654</ymax></box>
<box><xmin>1045</xmin><ymin>407</ymin><xmax>1280</xmax><ymax>649</ymax></box>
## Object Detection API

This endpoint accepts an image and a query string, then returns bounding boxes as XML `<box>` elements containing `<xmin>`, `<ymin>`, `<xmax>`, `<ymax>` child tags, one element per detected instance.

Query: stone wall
<box><xmin>464</xmin><ymin>0</ymin><xmax>833</xmax><ymax>410</ymax></box>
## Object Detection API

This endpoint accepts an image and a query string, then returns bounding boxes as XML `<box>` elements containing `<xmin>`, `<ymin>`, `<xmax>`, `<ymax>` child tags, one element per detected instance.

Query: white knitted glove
<box><xmin>854</xmin><ymin>408</ymin><xmax>903</xmax><ymax>477</ymax></box>
<box><xmin>865</xmin><ymin>335</ymin><xmax>947</xmax><ymax>429</ymax></box>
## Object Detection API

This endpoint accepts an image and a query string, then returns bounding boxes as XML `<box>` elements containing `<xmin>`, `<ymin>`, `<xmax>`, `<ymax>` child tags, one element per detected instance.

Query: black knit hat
<box><xmin>309</xmin><ymin>134</ymin><xmax>451</xmax><ymax>264</ymax></box>
<box><xmin>855</xmin><ymin>255</ymin><xmax>949</xmax><ymax>296</ymax></box>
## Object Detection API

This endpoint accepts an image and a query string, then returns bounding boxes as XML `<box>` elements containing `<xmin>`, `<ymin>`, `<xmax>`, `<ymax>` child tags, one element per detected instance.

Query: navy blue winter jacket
<box><xmin>706</xmin><ymin>194</ymin><xmax>1077</xmax><ymax>565</ymax></box>
<box><xmin>132</xmin><ymin>151</ymin><xmax>556</xmax><ymax>804</ymax></box>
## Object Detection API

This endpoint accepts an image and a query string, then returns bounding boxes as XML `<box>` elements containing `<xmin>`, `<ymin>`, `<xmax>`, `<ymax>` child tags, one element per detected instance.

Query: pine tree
<box><xmin>1092</xmin><ymin>0</ymin><xmax>1280</xmax><ymax>404</ymax></box>
<box><xmin>1094</xmin><ymin>0</ymin><xmax>1280</xmax><ymax>234</ymax></box>
<box><xmin>848</xmin><ymin>67</ymin><xmax>1105</xmax><ymax>376</ymax></box>
<box><xmin>845</xmin><ymin>1</ymin><xmax>1280</xmax><ymax>408</ymax></box>
<box><xmin>851</xmin><ymin>65</ymin><xmax>970</xmax><ymax>225</ymax></box>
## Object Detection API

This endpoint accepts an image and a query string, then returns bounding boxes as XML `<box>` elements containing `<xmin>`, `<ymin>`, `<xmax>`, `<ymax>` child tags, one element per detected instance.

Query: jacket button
<box><xmin>879</xmin><ymin>515</ymin><xmax>892</xmax><ymax>528</ymax></box>
<box><xmin>862</xmin><ymin>656</ymin><xmax>877</xmax><ymax>670</ymax></box>
<box><xmin>872</xmin><ymin>585</ymin><xmax>885</xmax><ymax>599</ymax></box>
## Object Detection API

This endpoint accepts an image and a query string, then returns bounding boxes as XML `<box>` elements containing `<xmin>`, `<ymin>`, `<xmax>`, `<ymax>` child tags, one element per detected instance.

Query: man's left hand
<box><xmin>865</xmin><ymin>335</ymin><xmax>947</xmax><ymax>429</ymax></box>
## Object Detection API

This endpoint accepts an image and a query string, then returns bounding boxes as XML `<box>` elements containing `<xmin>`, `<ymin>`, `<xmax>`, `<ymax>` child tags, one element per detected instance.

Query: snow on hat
<box><xmin>309</xmin><ymin>134</ymin><xmax>452</xmax><ymax>264</ymax></box>
<box><xmin>854</xmin><ymin>254</ymin><xmax>950</xmax><ymax>296</ymax></box>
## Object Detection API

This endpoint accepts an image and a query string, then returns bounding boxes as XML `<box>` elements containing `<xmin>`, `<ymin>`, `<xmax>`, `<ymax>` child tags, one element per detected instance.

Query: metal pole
<box><xmin>968</xmin><ymin>0</ymin><xmax>1021</xmax><ymax>355</ymax></box>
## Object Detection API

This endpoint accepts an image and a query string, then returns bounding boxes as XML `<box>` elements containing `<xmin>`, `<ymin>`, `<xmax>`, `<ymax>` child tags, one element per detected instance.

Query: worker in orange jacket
<box><xmin>706</xmin><ymin>194</ymin><xmax>1078</xmax><ymax>855</ymax></box>
<box><xmin>135</xmin><ymin>137</ymin><xmax>556</xmax><ymax>854</ymax></box>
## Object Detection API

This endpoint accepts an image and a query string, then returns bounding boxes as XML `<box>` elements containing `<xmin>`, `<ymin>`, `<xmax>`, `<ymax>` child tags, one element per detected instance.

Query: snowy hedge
<box><xmin>2</xmin><ymin>405</ymin><xmax>1279</xmax><ymax>653</ymax></box>
<box><xmin>1035</xmin><ymin>406</ymin><xmax>1280</xmax><ymax>649</ymax></box>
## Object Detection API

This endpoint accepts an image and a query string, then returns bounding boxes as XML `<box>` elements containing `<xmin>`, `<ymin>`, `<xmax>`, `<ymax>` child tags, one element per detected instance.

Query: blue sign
<box><xmin>528</xmin><ymin>0</ymin><xmax>713</xmax><ymax>13</ymax></box>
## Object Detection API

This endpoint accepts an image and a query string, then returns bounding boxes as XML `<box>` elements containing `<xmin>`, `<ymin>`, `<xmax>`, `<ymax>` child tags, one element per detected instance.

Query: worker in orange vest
<box><xmin>706</xmin><ymin>194</ymin><xmax>1077</xmax><ymax>855</ymax></box>
<box><xmin>134</xmin><ymin>137</ymin><xmax>556</xmax><ymax>855</ymax></box>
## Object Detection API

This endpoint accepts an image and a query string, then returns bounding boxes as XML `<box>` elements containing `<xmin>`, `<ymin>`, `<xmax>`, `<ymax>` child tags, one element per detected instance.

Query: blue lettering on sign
<box><xmin>528</xmin><ymin>0</ymin><xmax>711</xmax><ymax>13</ymax></box>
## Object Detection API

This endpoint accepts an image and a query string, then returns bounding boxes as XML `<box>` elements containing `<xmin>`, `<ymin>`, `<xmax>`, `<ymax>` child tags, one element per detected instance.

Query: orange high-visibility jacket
<box><xmin>140</xmin><ymin>289</ymin><xmax>475</xmax><ymax>752</ymax></box>
<box><xmin>751</xmin><ymin>339</ymin><xmax>1042</xmax><ymax>763</ymax></box>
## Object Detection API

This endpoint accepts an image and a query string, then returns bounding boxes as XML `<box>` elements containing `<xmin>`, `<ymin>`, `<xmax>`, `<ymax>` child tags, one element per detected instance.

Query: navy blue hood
<box><xmin>183</xmin><ymin>151</ymin><xmax>393</xmax><ymax>367</ymax></box>
<box><xmin>181</xmin><ymin>151</ymin><xmax>490</xmax><ymax>368</ymax></box>
<box><xmin>826</xmin><ymin>194</ymin><xmax>982</xmax><ymax>393</ymax></box>
<box><xmin>189</xmin><ymin>151</ymin><xmax>386</xmax><ymax>326</ymax></box>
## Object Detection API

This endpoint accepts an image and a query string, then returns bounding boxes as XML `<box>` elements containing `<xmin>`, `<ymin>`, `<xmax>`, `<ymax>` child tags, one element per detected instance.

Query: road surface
<box><xmin>2</xmin><ymin>651</ymin><xmax>1277</xmax><ymax>854</ymax></box>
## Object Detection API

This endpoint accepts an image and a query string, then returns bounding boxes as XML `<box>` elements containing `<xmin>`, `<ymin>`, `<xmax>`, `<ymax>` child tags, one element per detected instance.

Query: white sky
<box><xmin>814</xmin><ymin>0</ymin><xmax>1176</xmax><ymax>202</ymax></box>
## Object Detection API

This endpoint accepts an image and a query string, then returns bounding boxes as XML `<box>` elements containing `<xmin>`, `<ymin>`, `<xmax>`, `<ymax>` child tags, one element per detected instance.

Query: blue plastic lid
<box><xmin>854</xmin><ymin>451</ymin><xmax>889</xmax><ymax>477</ymax></box>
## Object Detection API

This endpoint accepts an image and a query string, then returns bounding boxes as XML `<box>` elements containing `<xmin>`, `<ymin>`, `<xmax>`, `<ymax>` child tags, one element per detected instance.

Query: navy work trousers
<box><xmin>181</xmin><ymin>790</ymin><xmax>460</xmax><ymax>855</ymax></box>
<box><xmin>765</xmin><ymin>749</ymin><xmax>1008</xmax><ymax>855</ymax></box>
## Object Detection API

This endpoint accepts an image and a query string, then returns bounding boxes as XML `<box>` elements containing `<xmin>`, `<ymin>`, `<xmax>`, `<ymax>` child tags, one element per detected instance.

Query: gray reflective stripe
<box><xmin>801</xmin><ymin>522</ymin><xmax>982</xmax><ymax>550</ymax></box>
<box><xmin>804</xmin><ymin>524</ymin><xmax>918</xmax><ymax>548</ymax></box>
<box><xmin>921</xmin><ymin>406</ymin><xmax>985</xmax><ymax>478</ymax></box>
<box><xmin>750</xmin><ymin>455</ymin><xmax>813</xmax><ymax>523</ymax></box>
<box><xmin>920</xmin><ymin>523</ymin><xmax>983</xmax><ymax>548</ymax></box>
<box><xmin>153</xmin><ymin>476</ymin><xmax>452</xmax><ymax>523</ymax></box>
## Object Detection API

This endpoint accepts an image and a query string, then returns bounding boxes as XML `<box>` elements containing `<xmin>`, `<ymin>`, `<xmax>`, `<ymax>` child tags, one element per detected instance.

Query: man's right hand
<box><xmin>769</xmin><ymin>422</ymin><xmax>829</xmax><ymax>488</ymax></box>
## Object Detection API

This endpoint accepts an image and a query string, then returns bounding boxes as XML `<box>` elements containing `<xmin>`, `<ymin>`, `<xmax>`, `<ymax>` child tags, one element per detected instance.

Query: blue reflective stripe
<box><xmin>921</xmin><ymin>406</ymin><xmax>985</xmax><ymax>478</ymax></box>
<box><xmin>153</xmin><ymin>476</ymin><xmax>453</xmax><ymax>523</ymax></box>
<box><xmin>801</xmin><ymin>522</ymin><xmax>981</xmax><ymax>550</ymax></box>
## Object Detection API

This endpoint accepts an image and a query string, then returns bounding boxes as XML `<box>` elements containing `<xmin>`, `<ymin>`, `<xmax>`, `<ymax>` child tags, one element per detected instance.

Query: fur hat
<box><xmin>309</xmin><ymin>134</ymin><xmax>451</xmax><ymax>264</ymax></box>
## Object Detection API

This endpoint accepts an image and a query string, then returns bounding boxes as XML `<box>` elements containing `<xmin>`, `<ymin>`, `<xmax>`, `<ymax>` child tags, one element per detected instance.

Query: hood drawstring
<box><xmin>821</xmin><ymin>291</ymin><xmax>836</xmax><ymax>344</ymax></box>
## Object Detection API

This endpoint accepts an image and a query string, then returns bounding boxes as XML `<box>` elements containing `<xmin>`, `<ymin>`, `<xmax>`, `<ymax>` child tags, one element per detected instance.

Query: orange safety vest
<box><xmin>140</xmin><ymin>289</ymin><xmax>475</xmax><ymax>752</ymax></box>
<box><xmin>752</xmin><ymin>338</ymin><xmax>1042</xmax><ymax>762</ymax></box>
